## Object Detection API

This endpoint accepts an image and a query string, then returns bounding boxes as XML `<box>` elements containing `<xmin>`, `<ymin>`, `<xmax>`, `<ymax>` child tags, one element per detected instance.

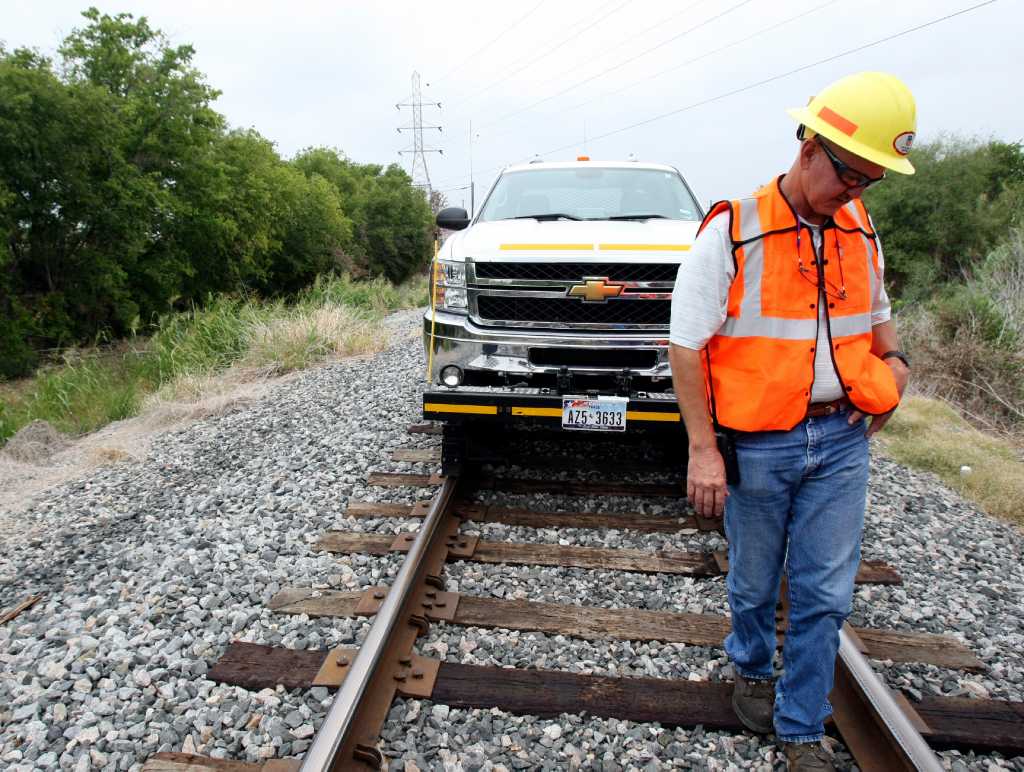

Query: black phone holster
<box><xmin>715</xmin><ymin>429</ymin><xmax>741</xmax><ymax>486</ymax></box>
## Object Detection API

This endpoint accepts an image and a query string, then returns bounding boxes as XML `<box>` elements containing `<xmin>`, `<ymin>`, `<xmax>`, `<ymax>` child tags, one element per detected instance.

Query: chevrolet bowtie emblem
<box><xmin>567</xmin><ymin>277</ymin><xmax>625</xmax><ymax>302</ymax></box>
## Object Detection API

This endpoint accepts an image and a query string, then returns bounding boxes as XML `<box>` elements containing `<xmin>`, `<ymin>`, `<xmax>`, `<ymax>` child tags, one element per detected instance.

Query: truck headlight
<box><xmin>442</xmin><ymin>287</ymin><xmax>467</xmax><ymax>309</ymax></box>
<box><xmin>433</xmin><ymin>259</ymin><xmax>468</xmax><ymax>311</ymax></box>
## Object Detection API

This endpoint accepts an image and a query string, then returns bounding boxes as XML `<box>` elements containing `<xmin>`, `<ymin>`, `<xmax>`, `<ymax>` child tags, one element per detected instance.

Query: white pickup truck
<box><xmin>422</xmin><ymin>159</ymin><xmax>703</xmax><ymax>471</ymax></box>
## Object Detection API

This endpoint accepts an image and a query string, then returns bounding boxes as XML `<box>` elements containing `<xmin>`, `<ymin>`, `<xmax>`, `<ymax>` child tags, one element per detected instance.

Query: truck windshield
<box><xmin>477</xmin><ymin>167</ymin><xmax>701</xmax><ymax>222</ymax></box>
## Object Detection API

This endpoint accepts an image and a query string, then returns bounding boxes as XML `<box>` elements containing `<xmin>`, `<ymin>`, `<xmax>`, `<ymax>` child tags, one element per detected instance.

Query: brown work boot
<box><xmin>731</xmin><ymin>673</ymin><xmax>775</xmax><ymax>733</ymax></box>
<box><xmin>783</xmin><ymin>740</ymin><xmax>836</xmax><ymax>771</ymax></box>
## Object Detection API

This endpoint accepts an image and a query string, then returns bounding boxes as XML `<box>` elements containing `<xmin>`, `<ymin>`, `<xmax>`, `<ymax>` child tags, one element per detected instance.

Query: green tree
<box><xmin>865</xmin><ymin>136</ymin><xmax>1024</xmax><ymax>300</ymax></box>
<box><xmin>59</xmin><ymin>7</ymin><xmax>225</xmax><ymax>321</ymax></box>
<box><xmin>0</xmin><ymin>177</ymin><xmax>37</xmax><ymax>377</ymax></box>
<box><xmin>0</xmin><ymin>8</ymin><xmax>225</xmax><ymax>358</ymax></box>
<box><xmin>293</xmin><ymin>149</ymin><xmax>433</xmax><ymax>282</ymax></box>
<box><xmin>359</xmin><ymin>164</ymin><xmax>434</xmax><ymax>283</ymax></box>
<box><xmin>192</xmin><ymin>131</ymin><xmax>352</xmax><ymax>296</ymax></box>
<box><xmin>0</xmin><ymin>46</ymin><xmax>145</xmax><ymax>343</ymax></box>
<box><xmin>1</xmin><ymin>10</ymin><xmax>432</xmax><ymax>379</ymax></box>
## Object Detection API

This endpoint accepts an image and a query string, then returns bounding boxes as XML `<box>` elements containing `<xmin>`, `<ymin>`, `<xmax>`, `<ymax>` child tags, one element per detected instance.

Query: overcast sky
<box><xmin>4</xmin><ymin>0</ymin><xmax>1019</xmax><ymax>210</ymax></box>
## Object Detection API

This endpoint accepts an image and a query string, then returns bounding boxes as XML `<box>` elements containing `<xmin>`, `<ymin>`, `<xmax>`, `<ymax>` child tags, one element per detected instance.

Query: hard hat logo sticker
<box><xmin>893</xmin><ymin>132</ymin><xmax>915</xmax><ymax>156</ymax></box>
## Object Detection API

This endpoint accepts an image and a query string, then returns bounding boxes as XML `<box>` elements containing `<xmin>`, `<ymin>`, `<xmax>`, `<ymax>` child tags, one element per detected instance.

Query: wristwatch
<box><xmin>880</xmin><ymin>350</ymin><xmax>910</xmax><ymax>369</ymax></box>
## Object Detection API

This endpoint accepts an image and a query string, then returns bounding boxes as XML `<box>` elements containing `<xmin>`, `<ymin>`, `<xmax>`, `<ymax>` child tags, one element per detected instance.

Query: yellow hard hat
<box><xmin>787</xmin><ymin>72</ymin><xmax>917</xmax><ymax>175</ymax></box>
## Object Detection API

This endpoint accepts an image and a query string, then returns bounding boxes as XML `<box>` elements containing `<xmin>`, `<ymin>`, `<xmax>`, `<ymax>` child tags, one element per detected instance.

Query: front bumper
<box><xmin>423</xmin><ymin>309</ymin><xmax>674</xmax><ymax>391</ymax></box>
<box><xmin>423</xmin><ymin>387</ymin><xmax>682</xmax><ymax>429</ymax></box>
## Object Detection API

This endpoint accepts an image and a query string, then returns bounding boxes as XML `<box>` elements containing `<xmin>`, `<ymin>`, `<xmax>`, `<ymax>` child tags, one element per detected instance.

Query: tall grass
<box><xmin>0</xmin><ymin>273</ymin><xmax>428</xmax><ymax>446</ymax></box>
<box><xmin>0</xmin><ymin>349</ymin><xmax>153</xmax><ymax>441</ymax></box>
<box><xmin>879</xmin><ymin>396</ymin><xmax>1024</xmax><ymax>527</ymax></box>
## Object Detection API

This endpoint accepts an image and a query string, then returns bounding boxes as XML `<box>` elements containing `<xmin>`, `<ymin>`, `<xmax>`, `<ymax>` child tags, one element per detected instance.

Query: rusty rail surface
<box><xmin>299</xmin><ymin>474</ymin><xmax>461</xmax><ymax>772</ymax></box>
<box><xmin>832</xmin><ymin>626</ymin><xmax>943</xmax><ymax>771</ymax></box>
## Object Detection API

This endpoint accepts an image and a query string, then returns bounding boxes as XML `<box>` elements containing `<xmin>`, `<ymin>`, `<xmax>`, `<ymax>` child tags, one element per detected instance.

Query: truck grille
<box><xmin>474</xmin><ymin>262</ymin><xmax>679</xmax><ymax>282</ymax></box>
<box><xmin>477</xmin><ymin>296</ymin><xmax>670</xmax><ymax>326</ymax></box>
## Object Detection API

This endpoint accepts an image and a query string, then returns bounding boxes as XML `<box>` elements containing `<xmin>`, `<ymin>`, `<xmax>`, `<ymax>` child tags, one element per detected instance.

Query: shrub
<box><xmin>866</xmin><ymin>136</ymin><xmax>1024</xmax><ymax>301</ymax></box>
<box><xmin>900</xmin><ymin>228</ymin><xmax>1024</xmax><ymax>428</ymax></box>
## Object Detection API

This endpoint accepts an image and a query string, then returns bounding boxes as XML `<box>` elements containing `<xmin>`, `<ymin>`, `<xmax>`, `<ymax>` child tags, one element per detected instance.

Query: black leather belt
<box><xmin>805</xmin><ymin>397</ymin><xmax>850</xmax><ymax>418</ymax></box>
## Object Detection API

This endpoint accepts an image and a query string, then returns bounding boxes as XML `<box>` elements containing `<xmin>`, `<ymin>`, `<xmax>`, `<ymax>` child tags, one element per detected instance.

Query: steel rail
<box><xmin>833</xmin><ymin>626</ymin><xmax>943</xmax><ymax>772</ymax></box>
<box><xmin>299</xmin><ymin>475</ymin><xmax>460</xmax><ymax>772</ymax></box>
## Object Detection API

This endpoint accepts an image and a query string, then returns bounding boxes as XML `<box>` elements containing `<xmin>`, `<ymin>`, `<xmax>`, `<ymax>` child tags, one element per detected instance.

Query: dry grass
<box><xmin>243</xmin><ymin>305</ymin><xmax>382</xmax><ymax>373</ymax></box>
<box><xmin>147</xmin><ymin>304</ymin><xmax>384</xmax><ymax>409</ymax></box>
<box><xmin>877</xmin><ymin>395</ymin><xmax>1024</xmax><ymax>527</ymax></box>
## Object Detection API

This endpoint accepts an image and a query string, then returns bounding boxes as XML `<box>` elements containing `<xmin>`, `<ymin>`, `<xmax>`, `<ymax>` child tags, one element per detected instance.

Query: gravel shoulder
<box><xmin>1</xmin><ymin>307</ymin><xmax>1022</xmax><ymax>771</ymax></box>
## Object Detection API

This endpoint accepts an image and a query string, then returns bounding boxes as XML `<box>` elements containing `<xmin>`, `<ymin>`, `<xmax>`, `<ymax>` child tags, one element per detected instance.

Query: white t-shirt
<box><xmin>669</xmin><ymin>211</ymin><xmax>892</xmax><ymax>403</ymax></box>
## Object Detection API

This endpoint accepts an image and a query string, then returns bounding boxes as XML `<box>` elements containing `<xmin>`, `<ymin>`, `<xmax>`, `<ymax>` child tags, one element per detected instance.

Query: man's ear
<box><xmin>798</xmin><ymin>139</ymin><xmax>817</xmax><ymax>171</ymax></box>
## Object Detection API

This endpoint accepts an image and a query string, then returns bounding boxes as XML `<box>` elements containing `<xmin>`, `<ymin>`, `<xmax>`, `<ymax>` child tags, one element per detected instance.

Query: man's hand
<box><xmin>687</xmin><ymin>445</ymin><xmax>728</xmax><ymax>518</ymax></box>
<box><xmin>849</xmin><ymin>358</ymin><xmax>910</xmax><ymax>438</ymax></box>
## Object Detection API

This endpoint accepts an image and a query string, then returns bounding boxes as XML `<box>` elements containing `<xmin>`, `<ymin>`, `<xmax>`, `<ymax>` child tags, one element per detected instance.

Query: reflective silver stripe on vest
<box><xmin>736</xmin><ymin>196</ymin><xmax>763</xmax><ymax>243</ymax></box>
<box><xmin>828</xmin><ymin>312</ymin><xmax>874</xmax><ymax>337</ymax></box>
<box><xmin>841</xmin><ymin>201</ymin><xmax>879</xmax><ymax>303</ymax></box>
<box><xmin>735</xmin><ymin>198</ymin><xmax>766</xmax><ymax>321</ymax></box>
<box><xmin>719</xmin><ymin>197</ymin><xmax>873</xmax><ymax>341</ymax></box>
<box><xmin>719</xmin><ymin>315</ymin><xmax>818</xmax><ymax>339</ymax></box>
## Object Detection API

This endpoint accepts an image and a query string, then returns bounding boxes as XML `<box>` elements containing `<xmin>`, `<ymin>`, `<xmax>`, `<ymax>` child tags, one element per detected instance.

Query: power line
<box><xmin>436</xmin><ymin>0</ymin><xmax>997</xmax><ymax>189</ymax></box>
<box><xmin>564</xmin><ymin>0</ymin><xmax>714</xmax><ymax>69</ymax></box>
<box><xmin>532</xmin><ymin>0</ymin><xmax>999</xmax><ymax>158</ymax></box>
<box><xmin>476</xmin><ymin>0</ymin><xmax>756</xmax><ymax>131</ymax></box>
<box><xmin>491</xmin><ymin>0</ymin><xmax>843</xmax><ymax>136</ymax></box>
<box><xmin>430</xmin><ymin>163</ymin><xmax>502</xmax><ymax>193</ymax></box>
<box><xmin>447</xmin><ymin>0</ymin><xmax>708</xmax><ymax>117</ymax></box>
<box><xmin>431</xmin><ymin>0</ymin><xmax>548</xmax><ymax>87</ymax></box>
<box><xmin>481</xmin><ymin>0</ymin><xmax>842</xmax><ymax>143</ymax></box>
<box><xmin>434</xmin><ymin>184</ymin><xmax>473</xmax><ymax>194</ymax></box>
<box><xmin>443</xmin><ymin>0</ymin><xmax>632</xmax><ymax>113</ymax></box>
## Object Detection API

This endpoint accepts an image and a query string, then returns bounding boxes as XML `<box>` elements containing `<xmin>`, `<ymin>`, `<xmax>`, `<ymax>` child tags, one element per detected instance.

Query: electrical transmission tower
<box><xmin>397</xmin><ymin>71</ymin><xmax>442</xmax><ymax>195</ymax></box>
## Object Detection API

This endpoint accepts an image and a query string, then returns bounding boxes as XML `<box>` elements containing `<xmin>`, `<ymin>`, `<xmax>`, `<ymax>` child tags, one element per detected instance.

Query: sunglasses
<box><xmin>817</xmin><ymin>137</ymin><xmax>885</xmax><ymax>190</ymax></box>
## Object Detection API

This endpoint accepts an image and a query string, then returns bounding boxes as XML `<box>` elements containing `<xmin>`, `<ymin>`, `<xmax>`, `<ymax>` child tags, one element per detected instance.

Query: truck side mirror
<box><xmin>437</xmin><ymin>207</ymin><xmax>471</xmax><ymax>231</ymax></box>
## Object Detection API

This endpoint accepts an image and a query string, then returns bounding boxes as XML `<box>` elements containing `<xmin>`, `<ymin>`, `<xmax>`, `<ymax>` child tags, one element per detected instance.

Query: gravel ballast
<box><xmin>0</xmin><ymin>307</ymin><xmax>1021</xmax><ymax>771</ymax></box>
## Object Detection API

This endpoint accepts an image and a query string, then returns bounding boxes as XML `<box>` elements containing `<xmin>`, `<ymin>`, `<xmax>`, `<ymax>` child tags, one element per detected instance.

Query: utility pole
<box><xmin>469</xmin><ymin>119</ymin><xmax>476</xmax><ymax>217</ymax></box>
<box><xmin>397</xmin><ymin>71</ymin><xmax>442</xmax><ymax>196</ymax></box>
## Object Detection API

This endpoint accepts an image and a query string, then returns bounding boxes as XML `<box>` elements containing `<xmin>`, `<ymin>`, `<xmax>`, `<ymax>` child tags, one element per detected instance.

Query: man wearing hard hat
<box><xmin>668</xmin><ymin>72</ymin><xmax>914</xmax><ymax>770</ymax></box>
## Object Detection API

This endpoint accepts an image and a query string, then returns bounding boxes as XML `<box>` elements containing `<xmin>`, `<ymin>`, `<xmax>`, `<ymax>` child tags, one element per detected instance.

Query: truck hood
<box><xmin>445</xmin><ymin>218</ymin><xmax>701</xmax><ymax>260</ymax></box>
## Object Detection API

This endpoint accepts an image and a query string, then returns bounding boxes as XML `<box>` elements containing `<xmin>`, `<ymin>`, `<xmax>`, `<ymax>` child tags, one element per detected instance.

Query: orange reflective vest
<box><xmin>700</xmin><ymin>176</ymin><xmax>899</xmax><ymax>432</ymax></box>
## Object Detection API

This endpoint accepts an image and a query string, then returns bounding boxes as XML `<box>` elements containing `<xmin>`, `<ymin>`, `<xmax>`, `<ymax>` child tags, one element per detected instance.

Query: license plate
<box><xmin>561</xmin><ymin>396</ymin><xmax>627</xmax><ymax>432</ymax></box>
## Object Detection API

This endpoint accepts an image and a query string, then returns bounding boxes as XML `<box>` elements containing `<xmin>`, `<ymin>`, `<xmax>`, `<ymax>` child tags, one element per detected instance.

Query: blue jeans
<box><xmin>723</xmin><ymin>408</ymin><xmax>869</xmax><ymax>743</ymax></box>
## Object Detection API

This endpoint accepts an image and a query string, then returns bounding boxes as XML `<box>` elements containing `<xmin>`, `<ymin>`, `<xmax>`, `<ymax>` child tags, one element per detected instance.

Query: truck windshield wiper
<box><xmin>508</xmin><ymin>213</ymin><xmax>582</xmax><ymax>221</ymax></box>
<box><xmin>605</xmin><ymin>214</ymin><xmax>669</xmax><ymax>220</ymax></box>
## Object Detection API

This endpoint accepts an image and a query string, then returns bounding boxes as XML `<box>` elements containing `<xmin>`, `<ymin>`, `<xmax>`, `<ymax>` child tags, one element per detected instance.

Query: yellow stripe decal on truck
<box><xmin>423</xmin><ymin>403</ymin><xmax>498</xmax><ymax>415</ymax></box>
<box><xmin>500</xmin><ymin>243</ymin><xmax>593</xmax><ymax>251</ymax></box>
<box><xmin>598</xmin><ymin>244</ymin><xmax>691</xmax><ymax>251</ymax></box>
<box><xmin>511</xmin><ymin>406</ymin><xmax>563</xmax><ymax>417</ymax></box>
<box><xmin>626</xmin><ymin>411</ymin><xmax>681</xmax><ymax>422</ymax></box>
<box><xmin>424</xmin><ymin>405</ymin><xmax>679</xmax><ymax>421</ymax></box>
